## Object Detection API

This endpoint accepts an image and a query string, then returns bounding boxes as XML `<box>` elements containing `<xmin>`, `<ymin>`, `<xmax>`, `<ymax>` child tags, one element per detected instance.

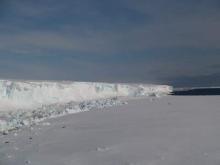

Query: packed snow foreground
<box><xmin>0</xmin><ymin>80</ymin><xmax>172</xmax><ymax>132</ymax></box>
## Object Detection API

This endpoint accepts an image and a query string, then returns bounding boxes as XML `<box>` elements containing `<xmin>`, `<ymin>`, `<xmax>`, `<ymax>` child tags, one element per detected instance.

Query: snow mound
<box><xmin>0</xmin><ymin>80</ymin><xmax>172</xmax><ymax>110</ymax></box>
<box><xmin>0</xmin><ymin>98</ymin><xmax>126</xmax><ymax>133</ymax></box>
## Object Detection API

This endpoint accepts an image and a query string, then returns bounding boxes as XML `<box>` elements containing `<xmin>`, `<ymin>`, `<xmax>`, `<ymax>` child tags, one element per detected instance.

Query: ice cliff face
<box><xmin>0</xmin><ymin>80</ymin><xmax>172</xmax><ymax>110</ymax></box>
<box><xmin>0</xmin><ymin>80</ymin><xmax>172</xmax><ymax>132</ymax></box>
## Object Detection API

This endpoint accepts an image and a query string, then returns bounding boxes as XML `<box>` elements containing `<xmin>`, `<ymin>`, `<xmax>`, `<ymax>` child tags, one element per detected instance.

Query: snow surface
<box><xmin>1</xmin><ymin>96</ymin><xmax>220</xmax><ymax>165</ymax></box>
<box><xmin>0</xmin><ymin>80</ymin><xmax>172</xmax><ymax>132</ymax></box>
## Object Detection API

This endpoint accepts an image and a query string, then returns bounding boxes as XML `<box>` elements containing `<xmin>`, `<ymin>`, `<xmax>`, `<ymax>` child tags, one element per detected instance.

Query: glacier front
<box><xmin>0</xmin><ymin>80</ymin><xmax>172</xmax><ymax>132</ymax></box>
<box><xmin>0</xmin><ymin>80</ymin><xmax>172</xmax><ymax>110</ymax></box>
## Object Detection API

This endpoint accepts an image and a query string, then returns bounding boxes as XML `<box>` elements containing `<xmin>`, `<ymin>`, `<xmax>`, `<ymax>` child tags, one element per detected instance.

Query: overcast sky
<box><xmin>0</xmin><ymin>0</ymin><xmax>220</xmax><ymax>87</ymax></box>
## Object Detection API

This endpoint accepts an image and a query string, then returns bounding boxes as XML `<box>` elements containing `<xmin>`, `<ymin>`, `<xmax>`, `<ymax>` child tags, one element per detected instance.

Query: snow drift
<box><xmin>0</xmin><ymin>80</ymin><xmax>172</xmax><ymax>110</ymax></box>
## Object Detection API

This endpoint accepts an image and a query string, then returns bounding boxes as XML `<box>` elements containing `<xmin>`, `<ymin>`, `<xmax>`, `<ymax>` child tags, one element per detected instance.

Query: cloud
<box><xmin>166</xmin><ymin>72</ymin><xmax>220</xmax><ymax>87</ymax></box>
<box><xmin>0</xmin><ymin>0</ymin><xmax>220</xmax><ymax>86</ymax></box>
<box><xmin>1</xmin><ymin>0</ymin><xmax>220</xmax><ymax>54</ymax></box>
<box><xmin>1</xmin><ymin>17</ymin><xmax>220</xmax><ymax>56</ymax></box>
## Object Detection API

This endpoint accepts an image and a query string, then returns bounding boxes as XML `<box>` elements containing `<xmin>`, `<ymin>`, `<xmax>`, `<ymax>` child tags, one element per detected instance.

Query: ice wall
<box><xmin>0</xmin><ymin>80</ymin><xmax>172</xmax><ymax>110</ymax></box>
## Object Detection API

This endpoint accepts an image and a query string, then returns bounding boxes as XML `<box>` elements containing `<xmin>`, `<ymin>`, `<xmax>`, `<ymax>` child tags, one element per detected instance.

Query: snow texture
<box><xmin>1</xmin><ymin>96</ymin><xmax>220</xmax><ymax>165</ymax></box>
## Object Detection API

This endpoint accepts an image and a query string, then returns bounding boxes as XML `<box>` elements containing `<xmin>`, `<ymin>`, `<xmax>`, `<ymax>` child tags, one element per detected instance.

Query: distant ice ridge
<box><xmin>0</xmin><ymin>80</ymin><xmax>172</xmax><ymax>110</ymax></box>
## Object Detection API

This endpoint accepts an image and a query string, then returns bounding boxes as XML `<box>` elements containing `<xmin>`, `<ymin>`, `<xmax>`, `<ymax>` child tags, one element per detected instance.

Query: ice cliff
<box><xmin>0</xmin><ymin>80</ymin><xmax>172</xmax><ymax>110</ymax></box>
<box><xmin>0</xmin><ymin>80</ymin><xmax>172</xmax><ymax>132</ymax></box>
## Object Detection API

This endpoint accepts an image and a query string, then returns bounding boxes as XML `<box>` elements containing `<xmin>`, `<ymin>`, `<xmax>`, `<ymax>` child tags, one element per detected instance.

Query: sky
<box><xmin>0</xmin><ymin>0</ymin><xmax>220</xmax><ymax>87</ymax></box>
